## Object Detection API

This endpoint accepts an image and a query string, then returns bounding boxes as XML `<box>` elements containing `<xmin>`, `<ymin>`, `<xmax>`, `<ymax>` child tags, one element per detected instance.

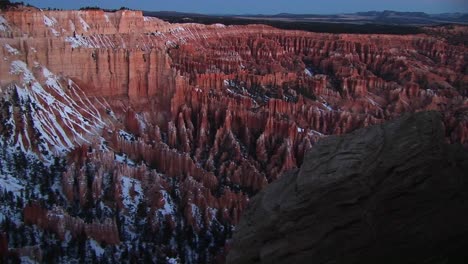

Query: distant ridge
<box><xmin>144</xmin><ymin>10</ymin><xmax>468</xmax><ymax>26</ymax></box>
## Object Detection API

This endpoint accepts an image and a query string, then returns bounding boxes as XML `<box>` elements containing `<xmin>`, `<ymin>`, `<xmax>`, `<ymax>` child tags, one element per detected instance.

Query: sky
<box><xmin>13</xmin><ymin>0</ymin><xmax>468</xmax><ymax>14</ymax></box>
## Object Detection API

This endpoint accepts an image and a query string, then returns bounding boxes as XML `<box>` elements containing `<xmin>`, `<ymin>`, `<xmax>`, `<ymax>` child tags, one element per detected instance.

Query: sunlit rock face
<box><xmin>0</xmin><ymin>6</ymin><xmax>466</xmax><ymax>263</ymax></box>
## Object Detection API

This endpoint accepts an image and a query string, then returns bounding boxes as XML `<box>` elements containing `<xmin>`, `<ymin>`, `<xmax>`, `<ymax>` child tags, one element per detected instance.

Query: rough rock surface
<box><xmin>227</xmin><ymin>111</ymin><xmax>468</xmax><ymax>264</ymax></box>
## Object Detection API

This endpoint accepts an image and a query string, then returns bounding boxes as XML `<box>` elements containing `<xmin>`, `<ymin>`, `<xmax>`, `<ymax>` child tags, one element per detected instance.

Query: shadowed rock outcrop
<box><xmin>227</xmin><ymin>111</ymin><xmax>468</xmax><ymax>264</ymax></box>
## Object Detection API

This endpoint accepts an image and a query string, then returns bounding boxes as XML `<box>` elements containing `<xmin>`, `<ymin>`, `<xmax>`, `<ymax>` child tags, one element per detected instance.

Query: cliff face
<box><xmin>0</xmin><ymin>7</ymin><xmax>467</xmax><ymax>263</ymax></box>
<box><xmin>227</xmin><ymin>112</ymin><xmax>468</xmax><ymax>264</ymax></box>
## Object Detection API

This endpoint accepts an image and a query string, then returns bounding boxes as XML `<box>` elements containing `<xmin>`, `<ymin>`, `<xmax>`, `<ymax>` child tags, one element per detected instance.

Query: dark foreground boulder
<box><xmin>227</xmin><ymin>111</ymin><xmax>468</xmax><ymax>264</ymax></box>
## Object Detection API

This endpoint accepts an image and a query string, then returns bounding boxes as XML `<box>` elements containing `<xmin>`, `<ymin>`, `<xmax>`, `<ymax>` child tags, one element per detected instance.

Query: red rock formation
<box><xmin>0</xmin><ymin>7</ymin><xmax>467</xmax><ymax>262</ymax></box>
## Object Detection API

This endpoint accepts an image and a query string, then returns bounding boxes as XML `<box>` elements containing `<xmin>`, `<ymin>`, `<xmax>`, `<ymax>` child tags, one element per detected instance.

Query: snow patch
<box><xmin>4</xmin><ymin>44</ymin><xmax>20</xmax><ymax>55</ymax></box>
<box><xmin>65</xmin><ymin>35</ymin><xmax>93</xmax><ymax>48</ymax></box>
<box><xmin>308</xmin><ymin>129</ymin><xmax>324</xmax><ymax>137</ymax></box>
<box><xmin>50</xmin><ymin>28</ymin><xmax>60</xmax><ymax>37</ymax></box>
<box><xmin>118</xmin><ymin>130</ymin><xmax>135</xmax><ymax>141</ymax></box>
<box><xmin>79</xmin><ymin>16</ymin><xmax>90</xmax><ymax>32</ymax></box>
<box><xmin>136</xmin><ymin>113</ymin><xmax>147</xmax><ymax>132</ymax></box>
<box><xmin>157</xmin><ymin>190</ymin><xmax>175</xmax><ymax>217</ymax></box>
<box><xmin>320</xmin><ymin>101</ymin><xmax>333</xmax><ymax>111</ymax></box>
<box><xmin>165</xmin><ymin>40</ymin><xmax>176</xmax><ymax>48</ymax></box>
<box><xmin>43</xmin><ymin>67</ymin><xmax>66</xmax><ymax>97</ymax></box>
<box><xmin>0</xmin><ymin>15</ymin><xmax>9</xmax><ymax>31</ymax></box>
<box><xmin>151</xmin><ymin>31</ymin><xmax>164</xmax><ymax>37</ymax></box>
<box><xmin>190</xmin><ymin>203</ymin><xmax>202</xmax><ymax>227</ymax></box>
<box><xmin>99</xmin><ymin>138</ymin><xmax>109</xmax><ymax>151</ymax></box>
<box><xmin>166</xmin><ymin>257</ymin><xmax>180</xmax><ymax>264</ymax></box>
<box><xmin>366</xmin><ymin>96</ymin><xmax>380</xmax><ymax>107</ymax></box>
<box><xmin>304</xmin><ymin>68</ymin><xmax>313</xmax><ymax>77</ymax></box>
<box><xmin>43</xmin><ymin>15</ymin><xmax>56</xmax><ymax>27</ymax></box>
<box><xmin>19</xmin><ymin>256</ymin><xmax>38</xmax><ymax>264</ymax></box>
<box><xmin>0</xmin><ymin>174</ymin><xmax>25</xmax><ymax>194</ymax></box>
<box><xmin>104</xmin><ymin>14</ymin><xmax>110</xmax><ymax>23</ymax></box>
<box><xmin>89</xmin><ymin>239</ymin><xmax>105</xmax><ymax>257</ymax></box>
<box><xmin>115</xmin><ymin>153</ymin><xmax>135</xmax><ymax>166</ymax></box>
<box><xmin>10</xmin><ymin>60</ymin><xmax>35</xmax><ymax>83</ymax></box>
<box><xmin>170</xmin><ymin>26</ymin><xmax>185</xmax><ymax>33</ymax></box>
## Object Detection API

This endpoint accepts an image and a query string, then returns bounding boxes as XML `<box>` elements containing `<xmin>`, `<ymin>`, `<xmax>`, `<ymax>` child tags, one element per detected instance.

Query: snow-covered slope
<box><xmin>7</xmin><ymin>60</ymin><xmax>106</xmax><ymax>159</ymax></box>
